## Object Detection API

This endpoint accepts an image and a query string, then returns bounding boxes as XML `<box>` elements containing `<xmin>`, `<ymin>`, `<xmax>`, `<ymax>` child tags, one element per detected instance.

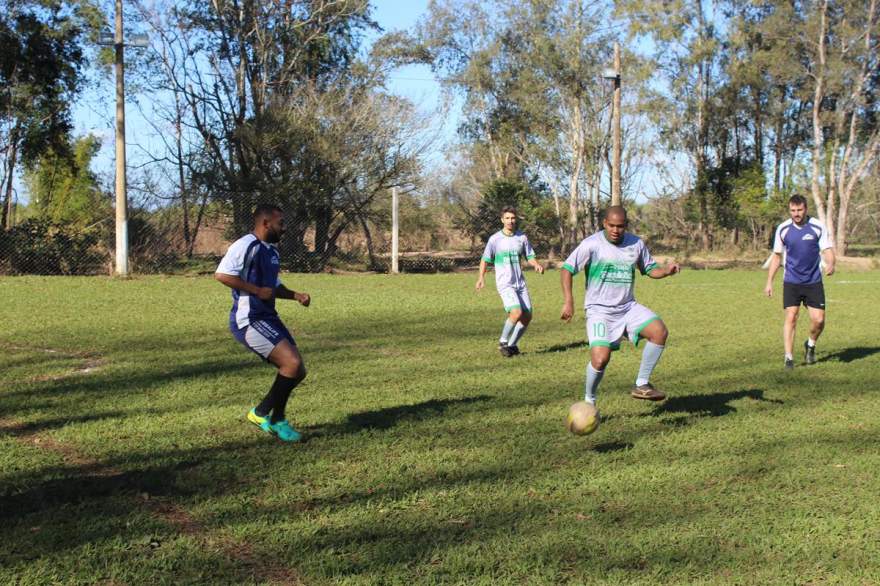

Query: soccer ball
<box><xmin>566</xmin><ymin>401</ymin><xmax>599</xmax><ymax>436</ymax></box>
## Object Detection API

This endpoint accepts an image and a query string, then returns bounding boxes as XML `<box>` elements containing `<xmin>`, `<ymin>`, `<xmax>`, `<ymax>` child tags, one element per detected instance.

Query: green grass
<box><xmin>2</xmin><ymin>269</ymin><xmax>880</xmax><ymax>584</ymax></box>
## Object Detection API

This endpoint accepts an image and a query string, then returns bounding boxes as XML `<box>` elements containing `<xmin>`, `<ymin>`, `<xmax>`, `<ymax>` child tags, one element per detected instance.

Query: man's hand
<box><xmin>561</xmin><ymin>301</ymin><xmax>574</xmax><ymax>323</ymax></box>
<box><xmin>764</xmin><ymin>283</ymin><xmax>773</xmax><ymax>297</ymax></box>
<box><xmin>295</xmin><ymin>292</ymin><xmax>311</xmax><ymax>307</ymax></box>
<box><xmin>255</xmin><ymin>286</ymin><xmax>275</xmax><ymax>301</ymax></box>
<box><xmin>475</xmin><ymin>276</ymin><xmax>485</xmax><ymax>291</ymax></box>
<box><xmin>532</xmin><ymin>262</ymin><xmax>545</xmax><ymax>274</ymax></box>
<box><xmin>666</xmin><ymin>262</ymin><xmax>680</xmax><ymax>276</ymax></box>
<box><xmin>825</xmin><ymin>264</ymin><xmax>835</xmax><ymax>277</ymax></box>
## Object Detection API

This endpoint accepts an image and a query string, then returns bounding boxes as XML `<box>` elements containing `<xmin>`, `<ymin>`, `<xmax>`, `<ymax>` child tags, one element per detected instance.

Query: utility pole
<box><xmin>611</xmin><ymin>42</ymin><xmax>622</xmax><ymax>206</ymax></box>
<box><xmin>114</xmin><ymin>0</ymin><xmax>128</xmax><ymax>276</ymax></box>
<box><xmin>391</xmin><ymin>187</ymin><xmax>399</xmax><ymax>274</ymax></box>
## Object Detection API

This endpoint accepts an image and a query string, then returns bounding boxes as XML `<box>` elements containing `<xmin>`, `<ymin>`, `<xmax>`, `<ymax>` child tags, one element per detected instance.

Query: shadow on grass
<box><xmin>818</xmin><ymin>346</ymin><xmax>880</xmax><ymax>363</ymax></box>
<box><xmin>536</xmin><ymin>340</ymin><xmax>587</xmax><ymax>354</ymax></box>
<box><xmin>649</xmin><ymin>388</ymin><xmax>783</xmax><ymax>418</ymax></box>
<box><xmin>593</xmin><ymin>441</ymin><xmax>634</xmax><ymax>453</ymax></box>
<box><xmin>306</xmin><ymin>396</ymin><xmax>493</xmax><ymax>438</ymax></box>
<box><xmin>0</xmin><ymin>412</ymin><xmax>129</xmax><ymax>436</ymax></box>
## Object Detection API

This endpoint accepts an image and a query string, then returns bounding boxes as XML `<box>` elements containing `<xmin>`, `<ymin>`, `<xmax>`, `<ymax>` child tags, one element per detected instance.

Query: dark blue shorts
<box><xmin>230</xmin><ymin>317</ymin><xmax>296</xmax><ymax>361</ymax></box>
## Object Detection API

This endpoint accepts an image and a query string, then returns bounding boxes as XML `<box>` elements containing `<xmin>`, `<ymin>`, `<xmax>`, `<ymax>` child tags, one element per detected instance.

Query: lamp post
<box><xmin>98</xmin><ymin>1</ymin><xmax>148</xmax><ymax>277</ymax></box>
<box><xmin>602</xmin><ymin>42</ymin><xmax>622</xmax><ymax>207</ymax></box>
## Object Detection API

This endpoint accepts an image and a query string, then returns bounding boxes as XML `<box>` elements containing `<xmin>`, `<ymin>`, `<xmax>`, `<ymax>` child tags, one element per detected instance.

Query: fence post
<box><xmin>391</xmin><ymin>187</ymin><xmax>399</xmax><ymax>274</ymax></box>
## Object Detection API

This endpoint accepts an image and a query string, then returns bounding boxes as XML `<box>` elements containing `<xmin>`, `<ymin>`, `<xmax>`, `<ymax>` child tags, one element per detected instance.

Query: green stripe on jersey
<box><xmin>493</xmin><ymin>251</ymin><xmax>521</xmax><ymax>265</ymax></box>
<box><xmin>562</xmin><ymin>263</ymin><xmax>577</xmax><ymax>274</ymax></box>
<box><xmin>587</xmin><ymin>261</ymin><xmax>635</xmax><ymax>286</ymax></box>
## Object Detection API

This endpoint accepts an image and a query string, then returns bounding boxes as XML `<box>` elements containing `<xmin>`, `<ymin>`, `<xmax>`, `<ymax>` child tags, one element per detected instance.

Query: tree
<box><xmin>23</xmin><ymin>134</ymin><xmax>109</xmax><ymax>226</ymax></box>
<box><xmin>0</xmin><ymin>0</ymin><xmax>101</xmax><ymax>229</ymax></box>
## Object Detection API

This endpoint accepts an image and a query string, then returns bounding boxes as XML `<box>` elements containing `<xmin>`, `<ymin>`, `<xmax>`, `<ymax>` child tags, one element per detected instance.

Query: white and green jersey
<box><xmin>562</xmin><ymin>231</ymin><xmax>658</xmax><ymax>310</ymax></box>
<box><xmin>482</xmin><ymin>230</ymin><xmax>536</xmax><ymax>291</ymax></box>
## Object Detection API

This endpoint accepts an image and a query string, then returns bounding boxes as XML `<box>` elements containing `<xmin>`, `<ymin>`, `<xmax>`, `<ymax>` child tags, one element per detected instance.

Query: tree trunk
<box><xmin>810</xmin><ymin>0</ymin><xmax>830</xmax><ymax>229</ymax></box>
<box><xmin>2</xmin><ymin>137</ymin><xmax>18</xmax><ymax>230</ymax></box>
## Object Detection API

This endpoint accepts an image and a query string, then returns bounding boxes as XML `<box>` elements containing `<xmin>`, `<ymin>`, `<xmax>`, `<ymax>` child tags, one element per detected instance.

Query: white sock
<box><xmin>785</xmin><ymin>353</ymin><xmax>793</xmax><ymax>360</ymax></box>
<box><xmin>807</xmin><ymin>338</ymin><xmax>816</xmax><ymax>347</ymax></box>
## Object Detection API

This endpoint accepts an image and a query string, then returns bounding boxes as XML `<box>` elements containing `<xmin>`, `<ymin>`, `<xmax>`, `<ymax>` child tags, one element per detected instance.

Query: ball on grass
<box><xmin>566</xmin><ymin>401</ymin><xmax>599</xmax><ymax>436</ymax></box>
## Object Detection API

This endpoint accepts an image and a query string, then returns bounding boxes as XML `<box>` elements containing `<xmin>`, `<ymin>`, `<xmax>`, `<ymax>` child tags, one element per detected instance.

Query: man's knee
<box><xmin>509</xmin><ymin>308</ymin><xmax>523</xmax><ymax>322</ymax></box>
<box><xmin>591</xmin><ymin>350</ymin><xmax>611</xmax><ymax>370</ymax></box>
<box><xmin>521</xmin><ymin>310</ymin><xmax>532</xmax><ymax>325</ymax></box>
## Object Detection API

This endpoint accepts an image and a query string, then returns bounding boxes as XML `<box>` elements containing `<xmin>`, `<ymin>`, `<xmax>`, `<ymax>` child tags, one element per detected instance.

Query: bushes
<box><xmin>0</xmin><ymin>219</ymin><xmax>108</xmax><ymax>275</ymax></box>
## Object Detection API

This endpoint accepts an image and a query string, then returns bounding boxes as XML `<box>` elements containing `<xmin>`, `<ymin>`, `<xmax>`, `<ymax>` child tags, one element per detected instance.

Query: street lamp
<box><xmin>602</xmin><ymin>43</ymin><xmax>622</xmax><ymax>207</ymax></box>
<box><xmin>97</xmin><ymin>2</ymin><xmax>148</xmax><ymax>276</ymax></box>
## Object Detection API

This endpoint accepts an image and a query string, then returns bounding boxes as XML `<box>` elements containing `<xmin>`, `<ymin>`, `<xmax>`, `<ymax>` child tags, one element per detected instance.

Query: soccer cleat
<box><xmin>499</xmin><ymin>344</ymin><xmax>514</xmax><ymax>358</ymax></box>
<box><xmin>630</xmin><ymin>383</ymin><xmax>666</xmax><ymax>401</ymax></box>
<box><xmin>269</xmin><ymin>419</ymin><xmax>302</xmax><ymax>442</ymax></box>
<box><xmin>508</xmin><ymin>345</ymin><xmax>520</xmax><ymax>356</ymax></box>
<box><xmin>784</xmin><ymin>357</ymin><xmax>795</xmax><ymax>370</ymax></box>
<box><xmin>804</xmin><ymin>341</ymin><xmax>816</xmax><ymax>365</ymax></box>
<box><xmin>247</xmin><ymin>408</ymin><xmax>273</xmax><ymax>435</ymax></box>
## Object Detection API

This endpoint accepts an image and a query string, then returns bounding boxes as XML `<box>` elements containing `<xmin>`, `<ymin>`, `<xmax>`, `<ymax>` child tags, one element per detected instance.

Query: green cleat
<box><xmin>269</xmin><ymin>420</ymin><xmax>302</xmax><ymax>443</ymax></box>
<box><xmin>247</xmin><ymin>408</ymin><xmax>273</xmax><ymax>435</ymax></box>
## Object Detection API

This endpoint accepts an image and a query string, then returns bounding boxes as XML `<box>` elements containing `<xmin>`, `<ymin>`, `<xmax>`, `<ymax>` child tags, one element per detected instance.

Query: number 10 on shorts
<box><xmin>592</xmin><ymin>322</ymin><xmax>606</xmax><ymax>338</ymax></box>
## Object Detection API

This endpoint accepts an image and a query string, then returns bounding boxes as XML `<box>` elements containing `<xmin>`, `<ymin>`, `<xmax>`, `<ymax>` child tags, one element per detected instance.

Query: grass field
<box><xmin>2</xmin><ymin>269</ymin><xmax>880</xmax><ymax>585</ymax></box>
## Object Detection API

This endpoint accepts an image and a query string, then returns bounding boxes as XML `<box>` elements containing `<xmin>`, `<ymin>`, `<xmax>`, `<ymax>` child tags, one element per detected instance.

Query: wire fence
<box><xmin>0</xmin><ymin>207</ymin><xmax>564</xmax><ymax>276</ymax></box>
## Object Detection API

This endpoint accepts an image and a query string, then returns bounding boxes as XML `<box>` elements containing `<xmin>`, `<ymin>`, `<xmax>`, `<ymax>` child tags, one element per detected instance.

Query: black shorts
<box><xmin>783</xmin><ymin>282</ymin><xmax>826</xmax><ymax>309</ymax></box>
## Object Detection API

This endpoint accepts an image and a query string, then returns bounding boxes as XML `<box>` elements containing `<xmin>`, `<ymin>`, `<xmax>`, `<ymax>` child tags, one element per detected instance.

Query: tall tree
<box><xmin>0</xmin><ymin>0</ymin><xmax>101</xmax><ymax>229</ymax></box>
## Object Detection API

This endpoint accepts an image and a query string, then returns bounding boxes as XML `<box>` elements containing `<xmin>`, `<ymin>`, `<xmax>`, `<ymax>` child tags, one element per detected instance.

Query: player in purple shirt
<box><xmin>215</xmin><ymin>204</ymin><xmax>311</xmax><ymax>442</ymax></box>
<box><xmin>765</xmin><ymin>194</ymin><xmax>836</xmax><ymax>370</ymax></box>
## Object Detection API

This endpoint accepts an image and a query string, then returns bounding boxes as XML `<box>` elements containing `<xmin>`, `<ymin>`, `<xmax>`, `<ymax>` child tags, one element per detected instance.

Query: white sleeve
<box><xmin>216</xmin><ymin>238</ymin><xmax>250</xmax><ymax>276</ymax></box>
<box><xmin>818</xmin><ymin>224</ymin><xmax>833</xmax><ymax>251</ymax></box>
<box><xmin>772</xmin><ymin>225</ymin><xmax>784</xmax><ymax>254</ymax></box>
<box><xmin>522</xmin><ymin>235</ymin><xmax>536</xmax><ymax>259</ymax></box>
<box><xmin>562</xmin><ymin>240</ymin><xmax>592</xmax><ymax>274</ymax></box>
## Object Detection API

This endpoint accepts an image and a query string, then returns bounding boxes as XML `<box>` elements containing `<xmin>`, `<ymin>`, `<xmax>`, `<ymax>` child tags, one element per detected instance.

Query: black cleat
<box><xmin>508</xmin><ymin>345</ymin><xmax>520</xmax><ymax>356</ymax></box>
<box><xmin>499</xmin><ymin>344</ymin><xmax>514</xmax><ymax>357</ymax></box>
<box><xmin>784</xmin><ymin>357</ymin><xmax>794</xmax><ymax>370</ymax></box>
<box><xmin>804</xmin><ymin>341</ymin><xmax>816</xmax><ymax>365</ymax></box>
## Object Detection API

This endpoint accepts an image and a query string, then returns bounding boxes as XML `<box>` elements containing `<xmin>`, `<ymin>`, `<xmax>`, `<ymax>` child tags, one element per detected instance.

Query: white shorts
<box><xmin>586</xmin><ymin>302</ymin><xmax>659</xmax><ymax>350</ymax></box>
<box><xmin>499</xmin><ymin>287</ymin><xmax>532</xmax><ymax>313</ymax></box>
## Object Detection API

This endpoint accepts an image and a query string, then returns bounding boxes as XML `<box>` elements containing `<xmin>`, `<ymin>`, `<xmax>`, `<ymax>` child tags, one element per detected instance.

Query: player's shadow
<box><xmin>592</xmin><ymin>441</ymin><xmax>634</xmax><ymax>453</ymax></box>
<box><xmin>818</xmin><ymin>346</ymin><xmax>880</xmax><ymax>363</ymax></box>
<box><xmin>648</xmin><ymin>388</ymin><xmax>782</xmax><ymax>418</ymax></box>
<box><xmin>536</xmin><ymin>341</ymin><xmax>587</xmax><ymax>354</ymax></box>
<box><xmin>308</xmin><ymin>396</ymin><xmax>493</xmax><ymax>437</ymax></box>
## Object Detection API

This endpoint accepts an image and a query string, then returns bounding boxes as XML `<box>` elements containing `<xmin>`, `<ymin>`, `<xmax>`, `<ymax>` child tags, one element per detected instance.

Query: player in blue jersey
<box><xmin>215</xmin><ymin>204</ymin><xmax>311</xmax><ymax>442</ymax></box>
<box><xmin>475</xmin><ymin>206</ymin><xmax>544</xmax><ymax>357</ymax></box>
<box><xmin>765</xmin><ymin>194</ymin><xmax>836</xmax><ymax>370</ymax></box>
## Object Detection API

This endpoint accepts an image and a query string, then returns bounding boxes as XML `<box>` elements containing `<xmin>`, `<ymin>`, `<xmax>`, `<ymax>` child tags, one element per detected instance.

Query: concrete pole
<box><xmin>611</xmin><ymin>42</ymin><xmax>622</xmax><ymax>207</ymax></box>
<box><xmin>391</xmin><ymin>187</ymin><xmax>399</xmax><ymax>273</ymax></box>
<box><xmin>114</xmin><ymin>0</ymin><xmax>129</xmax><ymax>276</ymax></box>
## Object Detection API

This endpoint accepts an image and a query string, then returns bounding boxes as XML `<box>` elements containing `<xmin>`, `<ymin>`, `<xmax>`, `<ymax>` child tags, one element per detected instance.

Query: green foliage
<box><xmin>0</xmin><ymin>218</ymin><xmax>106</xmax><ymax>274</ymax></box>
<box><xmin>24</xmin><ymin>134</ymin><xmax>108</xmax><ymax>226</ymax></box>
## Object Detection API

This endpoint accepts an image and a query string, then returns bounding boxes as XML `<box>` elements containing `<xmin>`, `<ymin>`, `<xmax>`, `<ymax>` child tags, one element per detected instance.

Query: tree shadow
<box><xmin>536</xmin><ymin>341</ymin><xmax>587</xmax><ymax>354</ymax></box>
<box><xmin>306</xmin><ymin>396</ymin><xmax>493</xmax><ymax>438</ymax></box>
<box><xmin>648</xmin><ymin>388</ymin><xmax>782</xmax><ymax>418</ymax></box>
<box><xmin>0</xmin><ymin>412</ymin><xmax>129</xmax><ymax>436</ymax></box>
<box><xmin>818</xmin><ymin>346</ymin><xmax>880</xmax><ymax>364</ymax></box>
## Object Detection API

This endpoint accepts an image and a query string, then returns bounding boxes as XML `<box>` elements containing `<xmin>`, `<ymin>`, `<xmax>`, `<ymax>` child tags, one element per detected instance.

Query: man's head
<box><xmin>253</xmin><ymin>203</ymin><xmax>285</xmax><ymax>243</ymax></box>
<box><xmin>500</xmin><ymin>206</ymin><xmax>518</xmax><ymax>233</ymax></box>
<box><xmin>602</xmin><ymin>206</ymin><xmax>627</xmax><ymax>244</ymax></box>
<box><xmin>788</xmin><ymin>194</ymin><xmax>808</xmax><ymax>226</ymax></box>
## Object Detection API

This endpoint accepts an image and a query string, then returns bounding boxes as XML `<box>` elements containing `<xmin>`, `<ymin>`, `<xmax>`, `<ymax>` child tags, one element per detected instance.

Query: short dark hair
<box><xmin>253</xmin><ymin>203</ymin><xmax>283</xmax><ymax>224</ymax></box>
<box><xmin>500</xmin><ymin>206</ymin><xmax>518</xmax><ymax>216</ymax></box>
<box><xmin>603</xmin><ymin>205</ymin><xmax>627</xmax><ymax>222</ymax></box>
<box><xmin>788</xmin><ymin>194</ymin><xmax>808</xmax><ymax>207</ymax></box>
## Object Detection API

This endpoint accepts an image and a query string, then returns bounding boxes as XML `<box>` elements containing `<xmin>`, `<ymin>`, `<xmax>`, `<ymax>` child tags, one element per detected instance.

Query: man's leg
<box><xmin>507</xmin><ymin>290</ymin><xmax>532</xmax><ymax>352</ymax></box>
<box><xmin>585</xmin><ymin>346</ymin><xmax>611</xmax><ymax>405</ymax></box>
<box><xmin>804</xmin><ymin>306</ymin><xmax>825</xmax><ymax>364</ymax></box>
<box><xmin>631</xmin><ymin>317</ymin><xmax>668</xmax><ymax>401</ymax></box>
<box><xmin>265</xmin><ymin>339</ymin><xmax>306</xmax><ymax>419</ymax></box>
<box><xmin>783</xmin><ymin>306</ymin><xmax>799</xmax><ymax>368</ymax></box>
